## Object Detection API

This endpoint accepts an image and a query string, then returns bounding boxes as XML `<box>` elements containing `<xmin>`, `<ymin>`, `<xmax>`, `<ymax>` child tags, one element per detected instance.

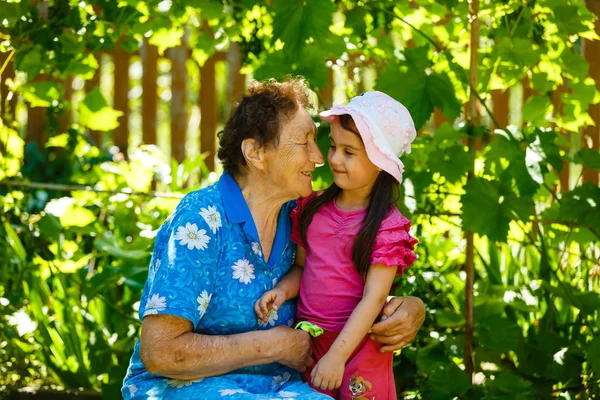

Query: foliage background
<box><xmin>1</xmin><ymin>0</ymin><xmax>600</xmax><ymax>398</ymax></box>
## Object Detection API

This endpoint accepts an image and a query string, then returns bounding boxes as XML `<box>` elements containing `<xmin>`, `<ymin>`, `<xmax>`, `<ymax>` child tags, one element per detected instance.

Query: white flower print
<box><xmin>196</xmin><ymin>290</ymin><xmax>212</xmax><ymax>319</ymax></box>
<box><xmin>154</xmin><ymin>258</ymin><xmax>161</xmax><ymax>273</ymax></box>
<box><xmin>258</xmin><ymin>309</ymin><xmax>278</xmax><ymax>327</ymax></box>
<box><xmin>199</xmin><ymin>206</ymin><xmax>222</xmax><ymax>234</ymax></box>
<box><xmin>173</xmin><ymin>222</ymin><xmax>211</xmax><ymax>250</ymax></box>
<box><xmin>232</xmin><ymin>259</ymin><xmax>255</xmax><ymax>284</ymax></box>
<box><xmin>143</xmin><ymin>293</ymin><xmax>167</xmax><ymax>315</ymax></box>
<box><xmin>278</xmin><ymin>391</ymin><xmax>299</xmax><ymax>397</ymax></box>
<box><xmin>219</xmin><ymin>389</ymin><xmax>247</xmax><ymax>396</ymax></box>
<box><xmin>127</xmin><ymin>384</ymin><xmax>138</xmax><ymax>396</ymax></box>
<box><xmin>271</xmin><ymin>372</ymin><xmax>291</xmax><ymax>388</ymax></box>
<box><xmin>251</xmin><ymin>242</ymin><xmax>263</xmax><ymax>257</ymax></box>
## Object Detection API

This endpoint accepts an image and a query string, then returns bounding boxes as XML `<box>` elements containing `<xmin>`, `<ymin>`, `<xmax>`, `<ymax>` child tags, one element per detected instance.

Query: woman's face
<box><xmin>262</xmin><ymin>106</ymin><xmax>324</xmax><ymax>200</ymax></box>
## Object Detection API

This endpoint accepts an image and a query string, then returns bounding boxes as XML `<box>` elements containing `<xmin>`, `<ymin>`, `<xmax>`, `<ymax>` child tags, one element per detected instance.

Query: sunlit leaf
<box><xmin>78</xmin><ymin>88</ymin><xmax>123</xmax><ymax>132</ymax></box>
<box><xmin>271</xmin><ymin>0</ymin><xmax>335</xmax><ymax>58</ymax></box>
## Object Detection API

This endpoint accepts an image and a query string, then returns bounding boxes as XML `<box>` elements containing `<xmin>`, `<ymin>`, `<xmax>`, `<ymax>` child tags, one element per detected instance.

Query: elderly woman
<box><xmin>121</xmin><ymin>78</ymin><xmax>425</xmax><ymax>399</ymax></box>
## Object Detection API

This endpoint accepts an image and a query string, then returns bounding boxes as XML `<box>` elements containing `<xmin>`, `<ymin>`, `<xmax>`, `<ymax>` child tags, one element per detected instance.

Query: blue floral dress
<box><xmin>122</xmin><ymin>173</ymin><xmax>332</xmax><ymax>400</ymax></box>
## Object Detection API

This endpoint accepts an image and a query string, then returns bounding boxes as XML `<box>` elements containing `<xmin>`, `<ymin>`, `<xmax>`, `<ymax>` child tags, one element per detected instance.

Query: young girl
<box><xmin>255</xmin><ymin>91</ymin><xmax>418</xmax><ymax>400</ymax></box>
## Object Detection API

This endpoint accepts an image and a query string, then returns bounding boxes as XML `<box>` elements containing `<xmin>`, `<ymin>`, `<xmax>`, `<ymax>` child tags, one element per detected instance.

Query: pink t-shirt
<box><xmin>290</xmin><ymin>194</ymin><xmax>418</xmax><ymax>333</ymax></box>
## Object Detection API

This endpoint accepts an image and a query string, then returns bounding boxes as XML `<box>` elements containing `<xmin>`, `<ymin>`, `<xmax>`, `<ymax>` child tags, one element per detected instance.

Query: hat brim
<box><xmin>319</xmin><ymin>107</ymin><xmax>404</xmax><ymax>183</ymax></box>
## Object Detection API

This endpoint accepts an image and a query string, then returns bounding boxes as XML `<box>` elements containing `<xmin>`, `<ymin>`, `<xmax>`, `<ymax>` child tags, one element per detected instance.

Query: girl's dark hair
<box><xmin>299</xmin><ymin>114</ymin><xmax>400</xmax><ymax>278</ymax></box>
<box><xmin>217</xmin><ymin>78</ymin><xmax>311</xmax><ymax>178</ymax></box>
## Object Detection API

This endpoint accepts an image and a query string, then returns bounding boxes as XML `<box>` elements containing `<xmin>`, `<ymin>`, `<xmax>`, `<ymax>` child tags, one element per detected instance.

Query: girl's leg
<box><xmin>301</xmin><ymin>330</ymin><xmax>340</xmax><ymax>399</ymax></box>
<box><xmin>338</xmin><ymin>337</ymin><xmax>395</xmax><ymax>400</ymax></box>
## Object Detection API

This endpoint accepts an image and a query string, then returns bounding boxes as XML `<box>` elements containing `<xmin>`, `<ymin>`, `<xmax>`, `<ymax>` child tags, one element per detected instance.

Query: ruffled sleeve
<box><xmin>289</xmin><ymin>192</ymin><xmax>318</xmax><ymax>249</ymax></box>
<box><xmin>371</xmin><ymin>211</ymin><xmax>418</xmax><ymax>274</ymax></box>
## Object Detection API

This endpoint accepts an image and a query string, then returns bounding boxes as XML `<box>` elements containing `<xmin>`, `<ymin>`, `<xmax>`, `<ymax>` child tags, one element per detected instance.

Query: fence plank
<box><xmin>113</xmin><ymin>48</ymin><xmax>130</xmax><ymax>157</ymax></box>
<box><xmin>552</xmin><ymin>84</ymin><xmax>570</xmax><ymax>192</ymax></box>
<box><xmin>1</xmin><ymin>52</ymin><xmax>17</xmax><ymax>122</ymax></box>
<box><xmin>26</xmin><ymin>74</ymin><xmax>48</xmax><ymax>146</ymax></box>
<box><xmin>433</xmin><ymin>108</ymin><xmax>449</xmax><ymax>128</ymax></box>
<box><xmin>226</xmin><ymin>42</ymin><xmax>246</xmax><ymax>117</ymax></box>
<box><xmin>142</xmin><ymin>39</ymin><xmax>158</xmax><ymax>145</ymax></box>
<box><xmin>581</xmin><ymin>0</ymin><xmax>600</xmax><ymax>186</ymax></box>
<box><xmin>491</xmin><ymin>89</ymin><xmax>509</xmax><ymax>129</ymax></box>
<box><xmin>85</xmin><ymin>54</ymin><xmax>102</xmax><ymax>146</ymax></box>
<box><xmin>170</xmin><ymin>44</ymin><xmax>188</xmax><ymax>163</ymax></box>
<box><xmin>58</xmin><ymin>77</ymin><xmax>73</xmax><ymax>134</ymax></box>
<box><xmin>200</xmin><ymin>55</ymin><xmax>217</xmax><ymax>171</ymax></box>
<box><xmin>319</xmin><ymin>68</ymin><xmax>334</xmax><ymax>109</ymax></box>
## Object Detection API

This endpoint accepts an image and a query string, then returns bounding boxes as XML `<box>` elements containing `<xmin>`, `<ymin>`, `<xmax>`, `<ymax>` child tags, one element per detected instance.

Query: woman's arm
<box><xmin>140</xmin><ymin>314</ymin><xmax>313</xmax><ymax>380</ymax></box>
<box><xmin>310</xmin><ymin>263</ymin><xmax>396</xmax><ymax>390</ymax></box>
<box><xmin>368</xmin><ymin>296</ymin><xmax>426</xmax><ymax>352</ymax></box>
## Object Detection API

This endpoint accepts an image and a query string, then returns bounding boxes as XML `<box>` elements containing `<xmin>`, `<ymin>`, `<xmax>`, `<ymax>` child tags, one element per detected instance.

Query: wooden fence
<box><xmin>0</xmin><ymin>13</ymin><xmax>598</xmax><ymax>187</ymax></box>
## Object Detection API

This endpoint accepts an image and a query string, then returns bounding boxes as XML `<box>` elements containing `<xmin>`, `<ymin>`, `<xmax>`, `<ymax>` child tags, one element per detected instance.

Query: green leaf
<box><xmin>427</xmin><ymin>73</ymin><xmax>462</xmax><ymax>121</ymax></box>
<box><xmin>377</xmin><ymin>62</ymin><xmax>461</xmax><ymax>130</ymax></box>
<box><xmin>64</xmin><ymin>53</ymin><xmax>99</xmax><ymax>80</ymax></box>
<box><xmin>424</xmin><ymin>362</ymin><xmax>472</xmax><ymax>399</ymax></box>
<box><xmin>38</xmin><ymin>214</ymin><xmax>63</xmax><ymax>239</ymax></box>
<box><xmin>148</xmin><ymin>27</ymin><xmax>184</xmax><ymax>56</ymax></box>
<box><xmin>461</xmin><ymin>177</ymin><xmax>532</xmax><ymax>242</ymax></box>
<box><xmin>3</xmin><ymin>222</ymin><xmax>26</xmax><ymax>263</ymax></box>
<box><xmin>345</xmin><ymin>7</ymin><xmax>367</xmax><ymax>38</ymax></box>
<box><xmin>190</xmin><ymin>30</ymin><xmax>216</xmax><ymax>67</ymax></box>
<box><xmin>94</xmin><ymin>235</ymin><xmax>148</xmax><ymax>260</ymax></box>
<box><xmin>558</xmin><ymin>183</ymin><xmax>600</xmax><ymax>227</ymax></box>
<box><xmin>191</xmin><ymin>0</ymin><xmax>224</xmax><ymax>20</ymax></box>
<box><xmin>78</xmin><ymin>88</ymin><xmax>123</xmax><ymax>131</ymax></box>
<box><xmin>575</xmin><ymin>148</ymin><xmax>600</xmax><ymax>170</ymax></box>
<box><xmin>21</xmin><ymin>81</ymin><xmax>62</xmax><ymax>108</ymax></box>
<box><xmin>588</xmin><ymin>336</ymin><xmax>600</xmax><ymax>377</ymax></box>
<box><xmin>553</xmin><ymin>5</ymin><xmax>591</xmax><ymax>36</ymax></box>
<box><xmin>531</xmin><ymin>73</ymin><xmax>553</xmax><ymax>94</ymax></box>
<box><xmin>428</xmin><ymin>145</ymin><xmax>470</xmax><ymax>183</ymax></box>
<box><xmin>561</xmin><ymin>50</ymin><xmax>589</xmax><ymax>80</ymax></box>
<box><xmin>496</xmin><ymin>37</ymin><xmax>540</xmax><ymax>69</ymax></box>
<box><xmin>271</xmin><ymin>0</ymin><xmax>335</xmax><ymax>59</ymax></box>
<box><xmin>60</xmin><ymin>206</ymin><xmax>96</xmax><ymax>228</ymax></box>
<box><xmin>254</xmin><ymin>46</ymin><xmax>328</xmax><ymax>90</ymax></box>
<box><xmin>0</xmin><ymin>1</ymin><xmax>30</xmax><ymax>25</ymax></box>
<box><xmin>15</xmin><ymin>45</ymin><xmax>43</xmax><ymax>79</ymax></box>
<box><xmin>436</xmin><ymin>310</ymin><xmax>465</xmax><ymax>328</ymax></box>
<box><xmin>522</xmin><ymin>95</ymin><xmax>552</xmax><ymax>125</ymax></box>
<box><xmin>488</xmin><ymin>371</ymin><xmax>533</xmax><ymax>394</ymax></box>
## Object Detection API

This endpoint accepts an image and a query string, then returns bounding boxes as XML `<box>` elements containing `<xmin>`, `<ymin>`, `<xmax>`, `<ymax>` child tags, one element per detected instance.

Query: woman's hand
<box><xmin>369</xmin><ymin>296</ymin><xmax>426</xmax><ymax>352</ymax></box>
<box><xmin>310</xmin><ymin>352</ymin><xmax>344</xmax><ymax>391</ymax></box>
<box><xmin>254</xmin><ymin>288</ymin><xmax>287</xmax><ymax>322</ymax></box>
<box><xmin>271</xmin><ymin>326</ymin><xmax>314</xmax><ymax>372</ymax></box>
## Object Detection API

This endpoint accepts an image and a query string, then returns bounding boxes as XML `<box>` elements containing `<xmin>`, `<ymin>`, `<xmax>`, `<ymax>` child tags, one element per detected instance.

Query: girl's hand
<box><xmin>310</xmin><ymin>353</ymin><xmax>345</xmax><ymax>391</ymax></box>
<box><xmin>254</xmin><ymin>288</ymin><xmax>287</xmax><ymax>322</ymax></box>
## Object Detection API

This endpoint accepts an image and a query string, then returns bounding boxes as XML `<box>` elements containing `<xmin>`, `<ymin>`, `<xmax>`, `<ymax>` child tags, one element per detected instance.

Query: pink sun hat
<box><xmin>319</xmin><ymin>91</ymin><xmax>417</xmax><ymax>183</ymax></box>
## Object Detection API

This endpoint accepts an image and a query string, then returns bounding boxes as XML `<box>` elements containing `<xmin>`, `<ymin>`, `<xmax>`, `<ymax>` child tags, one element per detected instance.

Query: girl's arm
<box><xmin>255</xmin><ymin>246</ymin><xmax>306</xmax><ymax>320</ymax></box>
<box><xmin>277</xmin><ymin>245</ymin><xmax>306</xmax><ymax>299</ymax></box>
<box><xmin>310</xmin><ymin>263</ymin><xmax>397</xmax><ymax>391</ymax></box>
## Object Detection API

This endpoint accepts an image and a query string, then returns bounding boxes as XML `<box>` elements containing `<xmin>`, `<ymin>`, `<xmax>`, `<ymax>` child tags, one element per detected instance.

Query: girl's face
<box><xmin>328</xmin><ymin>118</ymin><xmax>380</xmax><ymax>197</ymax></box>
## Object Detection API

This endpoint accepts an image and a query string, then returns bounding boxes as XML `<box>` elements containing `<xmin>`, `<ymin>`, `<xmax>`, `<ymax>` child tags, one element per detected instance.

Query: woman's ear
<box><xmin>241</xmin><ymin>138</ymin><xmax>265</xmax><ymax>171</ymax></box>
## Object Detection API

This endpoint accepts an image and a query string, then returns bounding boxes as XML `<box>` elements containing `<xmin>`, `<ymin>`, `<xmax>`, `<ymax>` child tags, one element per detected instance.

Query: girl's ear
<box><xmin>241</xmin><ymin>138</ymin><xmax>266</xmax><ymax>171</ymax></box>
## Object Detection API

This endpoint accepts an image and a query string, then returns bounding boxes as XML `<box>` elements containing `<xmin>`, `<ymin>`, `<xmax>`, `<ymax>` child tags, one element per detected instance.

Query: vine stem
<box><xmin>0</xmin><ymin>180</ymin><xmax>185</xmax><ymax>199</ymax></box>
<box><xmin>0</xmin><ymin>50</ymin><xmax>15</xmax><ymax>76</ymax></box>
<box><xmin>464</xmin><ymin>0</ymin><xmax>480</xmax><ymax>380</ymax></box>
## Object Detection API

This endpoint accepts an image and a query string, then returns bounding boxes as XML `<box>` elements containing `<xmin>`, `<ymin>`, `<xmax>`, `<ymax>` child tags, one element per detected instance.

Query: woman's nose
<box><xmin>309</xmin><ymin>142</ymin><xmax>324</xmax><ymax>164</ymax></box>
